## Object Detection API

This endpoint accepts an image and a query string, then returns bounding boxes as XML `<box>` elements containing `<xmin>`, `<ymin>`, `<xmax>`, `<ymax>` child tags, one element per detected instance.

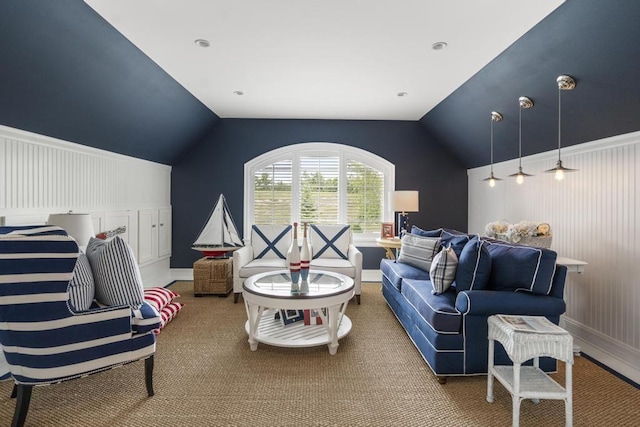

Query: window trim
<box><xmin>244</xmin><ymin>142</ymin><xmax>395</xmax><ymax>246</ymax></box>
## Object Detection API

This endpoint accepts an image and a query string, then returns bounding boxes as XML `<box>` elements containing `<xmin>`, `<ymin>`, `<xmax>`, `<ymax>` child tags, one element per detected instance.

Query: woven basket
<box><xmin>193</xmin><ymin>257</ymin><xmax>232</xmax><ymax>296</ymax></box>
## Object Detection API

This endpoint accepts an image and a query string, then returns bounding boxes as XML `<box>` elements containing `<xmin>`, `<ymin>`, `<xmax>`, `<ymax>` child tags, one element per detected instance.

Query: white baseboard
<box><xmin>563</xmin><ymin>317</ymin><xmax>640</xmax><ymax>384</ymax></box>
<box><xmin>170</xmin><ymin>268</ymin><xmax>382</xmax><ymax>284</ymax></box>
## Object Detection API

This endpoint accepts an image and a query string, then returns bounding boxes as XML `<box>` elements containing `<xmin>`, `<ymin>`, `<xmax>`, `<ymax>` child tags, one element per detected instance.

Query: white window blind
<box><xmin>299</xmin><ymin>156</ymin><xmax>339</xmax><ymax>224</ymax></box>
<box><xmin>346</xmin><ymin>160</ymin><xmax>384</xmax><ymax>233</ymax></box>
<box><xmin>253</xmin><ymin>160</ymin><xmax>292</xmax><ymax>224</ymax></box>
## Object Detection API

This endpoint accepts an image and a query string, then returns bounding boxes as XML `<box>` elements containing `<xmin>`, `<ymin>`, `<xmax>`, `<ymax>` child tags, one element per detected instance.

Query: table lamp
<box><xmin>392</xmin><ymin>190</ymin><xmax>419</xmax><ymax>237</ymax></box>
<box><xmin>47</xmin><ymin>212</ymin><xmax>96</xmax><ymax>250</ymax></box>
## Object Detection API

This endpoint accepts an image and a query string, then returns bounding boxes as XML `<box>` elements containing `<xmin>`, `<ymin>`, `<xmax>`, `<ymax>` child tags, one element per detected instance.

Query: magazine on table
<box><xmin>497</xmin><ymin>315</ymin><xmax>567</xmax><ymax>334</ymax></box>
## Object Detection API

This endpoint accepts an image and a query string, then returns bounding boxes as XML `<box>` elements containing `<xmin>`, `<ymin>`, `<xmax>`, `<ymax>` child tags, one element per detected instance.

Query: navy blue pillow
<box><xmin>484</xmin><ymin>240</ymin><xmax>557</xmax><ymax>295</ymax></box>
<box><xmin>454</xmin><ymin>236</ymin><xmax>491</xmax><ymax>292</ymax></box>
<box><xmin>441</xmin><ymin>232</ymin><xmax>470</xmax><ymax>258</ymax></box>
<box><xmin>411</xmin><ymin>226</ymin><xmax>442</xmax><ymax>238</ymax></box>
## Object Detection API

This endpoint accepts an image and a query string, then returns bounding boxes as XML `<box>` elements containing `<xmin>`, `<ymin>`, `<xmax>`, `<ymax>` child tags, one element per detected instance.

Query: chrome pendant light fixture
<box><xmin>545</xmin><ymin>75</ymin><xmax>577</xmax><ymax>180</ymax></box>
<box><xmin>509</xmin><ymin>96</ymin><xmax>534</xmax><ymax>184</ymax></box>
<box><xmin>482</xmin><ymin>111</ymin><xmax>503</xmax><ymax>187</ymax></box>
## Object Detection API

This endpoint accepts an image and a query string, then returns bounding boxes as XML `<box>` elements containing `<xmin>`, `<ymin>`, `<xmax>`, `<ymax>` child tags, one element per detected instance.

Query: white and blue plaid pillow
<box><xmin>430</xmin><ymin>245</ymin><xmax>458</xmax><ymax>294</ymax></box>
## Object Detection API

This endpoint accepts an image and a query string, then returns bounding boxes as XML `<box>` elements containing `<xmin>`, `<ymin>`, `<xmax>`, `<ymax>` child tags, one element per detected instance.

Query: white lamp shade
<box><xmin>392</xmin><ymin>191</ymin><xmax>419</xmax><ymax>213</ymax></box>
<box><xmin>47</xmin><ymin>213</ymin><xmax>96</xmax><ymax>248</ymax></box>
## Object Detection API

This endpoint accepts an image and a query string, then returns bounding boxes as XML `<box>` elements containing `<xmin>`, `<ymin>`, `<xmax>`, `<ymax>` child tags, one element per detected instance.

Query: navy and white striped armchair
<box><xmin>0</xmin><ymin>226</ymin><xmax>160</xmax><ymax>427</ymax></box>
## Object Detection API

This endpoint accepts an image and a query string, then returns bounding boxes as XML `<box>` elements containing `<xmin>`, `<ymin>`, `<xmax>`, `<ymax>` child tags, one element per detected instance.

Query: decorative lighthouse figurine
<box><xmin>288</xmin><ymin>222</ymin><xmax>301</xmax><ymax>292</ymax></box>
<box><xmin>300</xmin><ymin>222</ymin><xmax>310</xmax><ymax>283</ymax></box>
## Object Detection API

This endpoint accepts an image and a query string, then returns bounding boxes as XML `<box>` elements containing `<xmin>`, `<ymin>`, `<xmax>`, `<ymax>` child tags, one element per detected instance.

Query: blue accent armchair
<box><xmin>0</xmin><ymin>226</ymin><xmax>161</xmax><ymax>427</ymax></box>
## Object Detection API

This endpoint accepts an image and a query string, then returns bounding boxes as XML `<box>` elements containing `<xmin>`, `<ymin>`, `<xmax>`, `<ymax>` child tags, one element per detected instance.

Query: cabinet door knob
<box><xmin>160</xmin><ymin>223</ymin><xmax>164</xmax><ymax>226</ymax></box>
<box><xmin>152</xmin><ymin>224</ymin><xmax>157</xmax><ymax>228</ymax></box>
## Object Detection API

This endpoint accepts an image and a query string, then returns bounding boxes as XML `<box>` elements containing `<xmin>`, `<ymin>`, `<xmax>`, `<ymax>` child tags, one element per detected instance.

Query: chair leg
<box><xmin>145</xmin><ymin>355</ymin><xmax>155</xmax><ymax>397</ymax></box>
<box><xmin>233</xmin><ymin>293</ymin><xmax>240</xmax><ymax>303</ymax></box>
<box><xmin>356</xmin><ymin>294</ymin><xmax>361</xmax><ymax>305</ymax></box>
<box><xmin>10</xmin><ymin>384</ymin><xmax>17</xmax><ymax>398</ymax></box>
<box><xmin>12</xmin><ymin>384</ymin><xmax>33</xmax><ymax>427</ymax></box>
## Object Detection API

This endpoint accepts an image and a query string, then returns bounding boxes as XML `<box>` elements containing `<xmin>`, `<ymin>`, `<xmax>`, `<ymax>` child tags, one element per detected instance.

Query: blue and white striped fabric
<box><xmin>0</xmin><ymin>226</ymin><xmax>158</xmax><ymax>386</ymax></box>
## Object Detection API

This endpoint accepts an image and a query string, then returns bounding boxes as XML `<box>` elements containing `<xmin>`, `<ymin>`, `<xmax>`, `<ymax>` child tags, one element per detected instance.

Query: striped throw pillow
<box><xmin>143</xmin><ymin>287</ymin><xmax>180</xmax><ymax>311</ymax></box>
<box><xmin>86</xmin><ymin>237</ymin><xmax>145</xmax><ymax>307</ymax></box>
<box><xmin>155</xmin><ymin>301</ymin><xmax>185</xmax><ymax>334</ymax></box>
<box><xmin>68</xmin><ymin>252</ymin><xmax>95</xmax><ymax>312</ymax></box>
<box><xmin>429</xmin><ymin>245</ymin><xmax>458</xmax><ymax>294</ymax></box>
<box><xmin>396</xmin><ymin>234</ymin><xmax>441</xmax><ymax>271</ymax></box>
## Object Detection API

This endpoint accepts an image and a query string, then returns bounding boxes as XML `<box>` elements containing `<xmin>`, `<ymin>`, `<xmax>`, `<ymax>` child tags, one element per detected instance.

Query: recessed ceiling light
<box><xmin>194</xmin><ymin>39</ymin><xmax>210</xmax><ymax>48</ymax></box>
<box><xmin>233</xmin><ymin>90</ymin><xmax>244</xmax><ymax>96</ymax></box>
<box><xmin>397</xmin><ymin>92</ymin><xmax>408</xmax><ymax>97</ymax></box>
<box><xmin>431</xmin><ymin>41</ymin><xmax>448</xmax><ymax>51</ymax></box>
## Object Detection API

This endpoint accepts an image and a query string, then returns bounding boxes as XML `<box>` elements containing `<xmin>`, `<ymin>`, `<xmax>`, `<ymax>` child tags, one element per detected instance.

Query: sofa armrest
<box><xmin>455</xmin><ymin>290</ymin><xmax>566</xmax><ymax>317</ymax></box>
<box><xmin>72</xmin><ymin>305</ymin><xmax>134</xmax><ymax>335</ymax></box>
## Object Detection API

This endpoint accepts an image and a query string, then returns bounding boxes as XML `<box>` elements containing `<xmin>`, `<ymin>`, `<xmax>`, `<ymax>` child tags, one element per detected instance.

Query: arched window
<box><xmin>244</xmin><ymin>143</ymin><xmax>395</xmax><ymax>245</ymax></box>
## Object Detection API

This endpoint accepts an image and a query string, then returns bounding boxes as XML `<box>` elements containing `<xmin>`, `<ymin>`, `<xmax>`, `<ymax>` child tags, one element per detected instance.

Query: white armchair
<box><xmin>233</xmin><ymin>224</ymin><xmax>363</xmax><ymax>304</ymax></box>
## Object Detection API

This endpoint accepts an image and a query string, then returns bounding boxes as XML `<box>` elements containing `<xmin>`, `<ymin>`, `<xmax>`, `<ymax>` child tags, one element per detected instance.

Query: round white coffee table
<box><xmin>242</xmin><ymin>270</ymin><xmax>354</xmax><ymax>355</ymax></box>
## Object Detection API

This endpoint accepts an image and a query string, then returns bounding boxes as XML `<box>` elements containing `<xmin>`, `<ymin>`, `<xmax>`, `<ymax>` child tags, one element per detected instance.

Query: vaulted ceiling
<box><xmin>1</xmin><ymin>1</ymin><xmax>640</xmax><ymax>168</ymax></box>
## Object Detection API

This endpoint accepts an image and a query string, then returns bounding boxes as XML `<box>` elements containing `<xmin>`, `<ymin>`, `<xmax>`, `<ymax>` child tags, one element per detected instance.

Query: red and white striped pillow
<box><xmin>143</xmin><ymin>287</ymin><xmax>180</xmax><ymax>311</ymax></box>
<box><xmin>155</xmin><ymin>302</ymin><xmax>185</xmax><ymax>334</ymax></box>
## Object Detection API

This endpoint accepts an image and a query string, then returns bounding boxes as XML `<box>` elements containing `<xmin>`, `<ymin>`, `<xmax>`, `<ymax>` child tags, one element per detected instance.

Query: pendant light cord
<box><xmin>518</xmin><ymin>105</ymin><xmax>523</xmax><ymax>168</ymax></box>
<box><xmin>558</xmin><ymin>86</ymin><xmax>562</xmax><ymax>162</ymax></box>
<box><xmin>490</xmin><ymin>118</ymin><xmax>494</xmax><ymax>173</ymax></box>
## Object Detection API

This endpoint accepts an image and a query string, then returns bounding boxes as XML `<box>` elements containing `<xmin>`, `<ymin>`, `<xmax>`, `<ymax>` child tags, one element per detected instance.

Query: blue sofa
<box><xmin>381</xmin><ymin>228</ymin><xmax>567</xmax><ymax>383</ymax></box>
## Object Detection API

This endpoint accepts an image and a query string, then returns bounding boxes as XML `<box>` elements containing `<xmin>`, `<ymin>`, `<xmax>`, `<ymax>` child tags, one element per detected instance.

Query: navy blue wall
<box><xmin>0</xmin><ymin>1</ymin><xmax>218</xmax><ymax>165</ymax></box>
<box><xmin>420</xmin><ymin>0</ymin><xmax>640</xmax><ymax>168</ymax></box>
<box><xmin>171</xmin><ymin>119</ymin><xmax>468</xmax><ymax>269</ymax></box>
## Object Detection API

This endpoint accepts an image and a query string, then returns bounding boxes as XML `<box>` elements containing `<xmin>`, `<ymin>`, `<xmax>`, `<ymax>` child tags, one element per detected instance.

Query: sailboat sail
<box><xmin>192</xmin><ymin>194</ymin><xmax>243</xmax><ymax>256</ymax></box>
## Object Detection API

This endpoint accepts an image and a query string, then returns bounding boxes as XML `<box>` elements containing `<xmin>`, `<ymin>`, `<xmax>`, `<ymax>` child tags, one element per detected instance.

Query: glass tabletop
<box><xmin>243</xmin><ymin>270</ymin><xmax>354</xmax><ymax>299</ymax></box>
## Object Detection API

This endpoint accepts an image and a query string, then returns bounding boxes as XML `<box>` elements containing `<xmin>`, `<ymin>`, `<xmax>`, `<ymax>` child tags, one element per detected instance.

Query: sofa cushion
<box><xmin>251</xmin><ymin>224</ymin><xmax>292</xmax><ymax>259</ymax></box>
<box><xmin>483</xmin><ymin>240</ymin><xmax>557</xmax><ymax>295</ymax></box>
<box><xmin>455</xmin><ymin>236</ymin><xmax>492</xmax><ymax>292</ymax></box>
<box><xmin>310</xmin><ymin>224</ymin><xmax>350</xmax><ymax>259</ymax></box>
<box><xmin>410</xmin><ymin>225</ymin><xmax>442</xmax><ymax>238</ymax></box>
<box><xmin>430</xmin><ymin>246</ymin><xmax>458</xmax><ymax>295</ymax></box>
<box><xmin>239</xmin><ymin>258</ymin><xmax>288</xmax><ymax>278</ymax></box>
<box><xmin>380</xmin><ymin>259</ymin><xmax>430</xmax><ymax>291</ymax></box>
<box><xmin>86</xmin><ymin>237</ymin><xmax>145</xmax><ymax>307</ymax></box>
<box><xmin>401</xmin><ymin>279</ymin><xmax>461</xmax><ymax>334</ymax></box>
<box><xmin>396</xmin><ymin>234</ymin><xmax>441</xmax><ymax>271</ymax></box>
<box><xmin>440</xmin><ymin>231</ymin><xmax>470</xmax><ymax>258</ymax></box>
<box><xmin>68</xmin><ymin>252</ymin><xmax>95</xmax><ymax>312</ymax></box>
<box><xmin>309</xmin><ymin>258</ymin><xmax>355</xmax><ymax>277</ymax></box>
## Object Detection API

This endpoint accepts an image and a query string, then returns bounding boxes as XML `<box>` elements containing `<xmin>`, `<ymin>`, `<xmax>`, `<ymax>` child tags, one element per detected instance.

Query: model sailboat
<box><xmin>192</xmin><ymin>194</ymin><xmax>243</xmax><ymax>258</ymax></box>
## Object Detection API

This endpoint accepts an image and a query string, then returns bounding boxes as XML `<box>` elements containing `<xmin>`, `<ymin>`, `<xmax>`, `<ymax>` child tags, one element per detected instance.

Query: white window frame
<box><xmin>244</xmin><ymin>142</ymin><xmax>395</xmax><ymax>246</ymax></box>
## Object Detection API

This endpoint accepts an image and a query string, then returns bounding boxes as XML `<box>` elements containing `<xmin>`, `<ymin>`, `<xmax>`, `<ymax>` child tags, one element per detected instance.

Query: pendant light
<box><xmin>482</xmin><ymin>111</ymin><xmax>503</xmax><ymax>187</ymax></box>
<box><xmin>509</xmin><ymin>96</ymin><xmax>534</xmax><ymax>184</ymax></box>
<box><xmin>545</xmin><ymin>75</ymin><xmax>577</xmax><ymax>180</ymax></box>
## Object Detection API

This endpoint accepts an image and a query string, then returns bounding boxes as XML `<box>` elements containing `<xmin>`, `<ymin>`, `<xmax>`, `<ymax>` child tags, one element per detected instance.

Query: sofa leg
<box><xmin>436</xmin><ymin>376</ymin><xmax>447</xmax><ymax>385</ymax></box>
<box><xmin>355</xmin><ymin>294</ymin><xmax>361</xmax><ymax>305</ymax></box>
<box><xmin>10</xmin><ymin>384</ymin><xmax>17</xmax><ymax>398</ymax></box>
<box><xmin>12</xmin><ymin>384</ymin><xmax>32</xmax><ymax>427</ymax></box>
<box><xmin>145</xmin><ymin>355</ymin><xmax>155</xmax><ymax>397</ymax></box>
<box><xmin>233</xmin><ymin>293</ymin><xmax>240</xmax><ymax>303</ymax></box>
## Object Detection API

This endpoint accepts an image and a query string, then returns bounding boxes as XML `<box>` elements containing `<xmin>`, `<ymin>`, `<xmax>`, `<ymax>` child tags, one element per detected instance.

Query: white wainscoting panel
<box><xmin>0</xmin><ymin>125</ymin><xmax>172</xmax><ymax>286</ymax></box>
<box><xmin>468</xmin><ymin>130</ymin><xmax>640</xmax><ymax>383</ymax></box>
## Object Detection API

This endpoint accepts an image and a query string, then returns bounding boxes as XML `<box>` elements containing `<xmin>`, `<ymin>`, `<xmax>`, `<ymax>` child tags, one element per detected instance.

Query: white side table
<box><xmin>487</xmin><ymin>315</ymin><xmax>574</xmax><ymax>427</ymax></box>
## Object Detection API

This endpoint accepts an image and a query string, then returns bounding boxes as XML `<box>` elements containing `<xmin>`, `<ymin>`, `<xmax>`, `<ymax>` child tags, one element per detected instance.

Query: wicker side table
<box><xmin>193</xmin><ymin>257</ymin><xmax>233</xmax><ymax>297</ymax></box>
<box><xmin>486</xmin><ymin>315</ymin><xmax>574</xmax><ymax>427</ymax></box>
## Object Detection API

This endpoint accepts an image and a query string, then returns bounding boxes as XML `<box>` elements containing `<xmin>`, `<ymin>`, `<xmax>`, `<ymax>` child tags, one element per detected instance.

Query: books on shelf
<box><xmin>497</xmin><ymin>315</ymin><xmax>567</xmax><ymax>334</ymax></box>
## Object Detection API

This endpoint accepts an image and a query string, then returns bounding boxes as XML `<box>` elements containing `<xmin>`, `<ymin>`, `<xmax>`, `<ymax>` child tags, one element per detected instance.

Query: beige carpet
<box><xmin>1</xmin><ymin>282</ymin><xmax>639</xmax><ymax>426</ymax></box>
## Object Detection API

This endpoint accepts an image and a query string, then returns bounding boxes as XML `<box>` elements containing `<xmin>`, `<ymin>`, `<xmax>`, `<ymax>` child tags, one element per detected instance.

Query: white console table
<box><xmin>556</xmin><ymin>257</ymin><xmax>587</xmax><ymax>274</ymax></box>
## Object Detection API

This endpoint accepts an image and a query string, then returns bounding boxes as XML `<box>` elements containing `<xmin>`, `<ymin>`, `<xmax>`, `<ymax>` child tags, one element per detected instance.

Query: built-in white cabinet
<box><xmin>138</xmin><ymin>207</ymin><xmax>171</xmax><ymax>266</ymax></box>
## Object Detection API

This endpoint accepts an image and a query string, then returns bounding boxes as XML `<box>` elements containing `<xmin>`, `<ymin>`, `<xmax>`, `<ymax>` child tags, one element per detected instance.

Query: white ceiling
<box><xmin>85</xmin><ymin>0</ymin><xmax>563</xmax><ymax>121</ymax></box>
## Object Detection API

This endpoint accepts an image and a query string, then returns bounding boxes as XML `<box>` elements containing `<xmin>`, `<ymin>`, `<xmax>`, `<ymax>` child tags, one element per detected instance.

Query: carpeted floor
<box><xmin>1</xmin><ymin>282</ymin><xmax>639</xmax><ymax>426</ymax></box>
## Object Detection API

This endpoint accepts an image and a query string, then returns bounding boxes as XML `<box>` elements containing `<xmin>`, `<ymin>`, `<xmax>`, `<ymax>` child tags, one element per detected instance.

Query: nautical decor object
<box><xmin>192</xmin><ymin>194</ymin><xmax>243</xmax><ymax>258</ymax></box>
<box><xmin>288</xmin><ymin>222</ymin><xmax>301</xmax><ymax>292</ymax></box>
<box><xmin>300</xmin><ymin>222</ymin><xmax>311</xmax><ymax>282</ymax></box>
